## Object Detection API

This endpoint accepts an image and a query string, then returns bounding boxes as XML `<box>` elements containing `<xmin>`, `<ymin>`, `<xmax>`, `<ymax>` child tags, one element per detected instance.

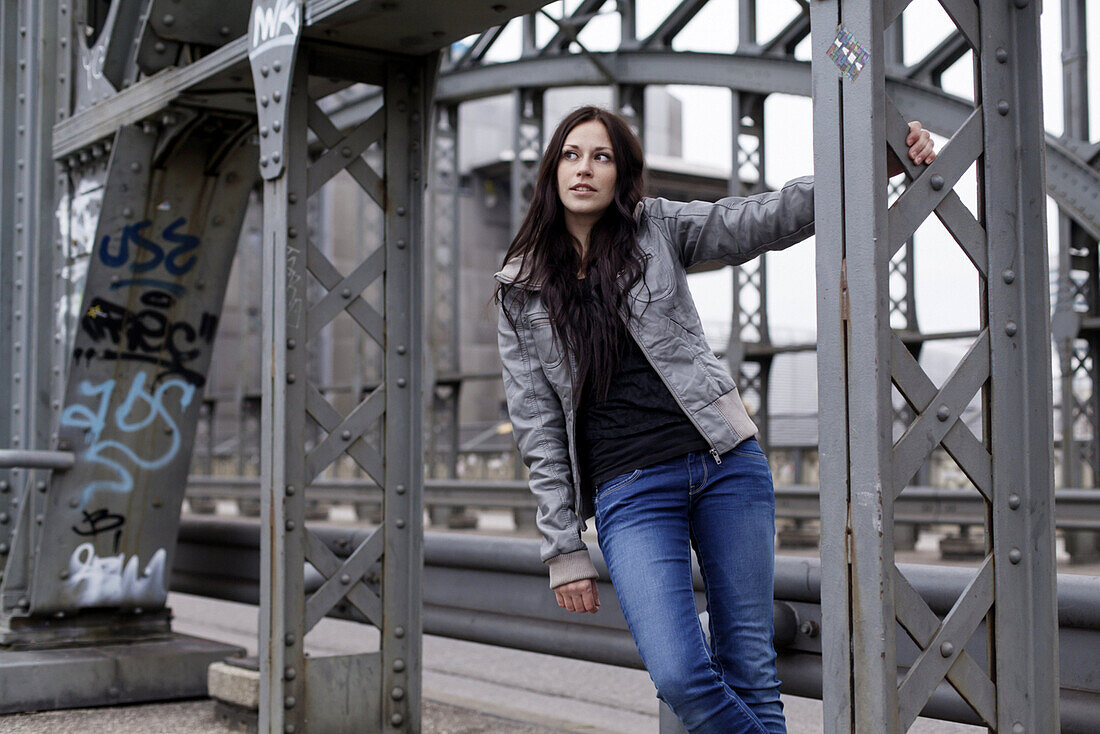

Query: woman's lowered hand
<box><xmin>555</xmin><ymin>578</ymin><xmax>600</xmax><ymax>613</ymax></box>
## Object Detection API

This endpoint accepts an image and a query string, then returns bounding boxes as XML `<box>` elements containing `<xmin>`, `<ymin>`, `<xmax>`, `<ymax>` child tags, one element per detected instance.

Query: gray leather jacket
<box><xmin>495</xmin><ymin>176</ymin><xmax>815</xmax><ymax>588</ymax></box>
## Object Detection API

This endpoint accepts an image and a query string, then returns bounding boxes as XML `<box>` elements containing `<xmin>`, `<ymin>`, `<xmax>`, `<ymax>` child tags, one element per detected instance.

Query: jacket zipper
<box><xmin>620</xmin><ymin>314</ymin><xmax>723</xmax><ymax>465</ymax></box>
<box><xmin>565</xmin><ymin>350</ymin><xmax>585</xmax><ymax>518</ymax></box>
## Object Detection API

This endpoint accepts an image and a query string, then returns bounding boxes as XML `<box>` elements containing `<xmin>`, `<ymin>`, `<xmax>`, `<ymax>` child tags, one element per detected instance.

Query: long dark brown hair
<box><xmin>495</xmin><ymin>106</ymin><xmax>648</xmax><ymax>401</ymax></box>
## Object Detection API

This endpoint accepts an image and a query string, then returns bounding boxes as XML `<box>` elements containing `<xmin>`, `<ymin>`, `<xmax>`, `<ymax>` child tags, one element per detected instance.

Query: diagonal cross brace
<box><xmin>894</xmin><ymin>565</ymin><xmax>997</xmax><ymax>728</ymax></box>
<box><xmin>884</xmin><ymin>97</ymin><xmax>988</xmax><ymax>277</ymax></box>
<box><xmin>305</xmin><ymin>385</ymin><xmax>385</xmax><ymax>485</ymax></box>
<box><xmin>307</xmin><ymin>106</ymin><xmax>385</xmax><ymax>199</ymax></box>
<box><xmin>307</xmin><ymin>240</ymin><xmax>385</xmax><ymax>347</ymax></box>
<box><xmin>306</xmin><ymin>386</ymin><xmax>386</xmax><ymax>483</ymax></box>
<box><xmin>306</xmin><ymin>100</ymin><xmax>385</xmax><ymax>206</ymax></box>
<box><xmin>888</xmin><ymin>104</ymin><xmax>984</xmax><ymax>249</ymax></box>
<box><xmin>891</xmin><ymin>330</ymin><xmax>991</xmax><ymax>498</ymax></box>
<box><xmin>896</xmin><ymin>558</ymin><xmax>996</xmax><ymax>730</ymax></box>
<box><xmin>304</xmin><ymin>527</ymin><xmax>383</xmax><ymax>631</ymax></box>
<box><xmin>308</xmin><ymin>245</ymin><xmax>385</xmax><ymax>342</ymax></box>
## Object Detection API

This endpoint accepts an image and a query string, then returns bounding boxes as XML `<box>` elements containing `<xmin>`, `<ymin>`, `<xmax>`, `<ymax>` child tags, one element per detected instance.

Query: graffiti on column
<box><xmin>59</xmin><ymin>373</ymin><xmax>195</xmax><ymax>508</ymax></box>
<box><xmin>68</xmin><ymin>217</ymin><xmax>217</xmax><ymax>386</ymax></box>
<box><xmin>75</xmin><ymin>294</ymin><xmax>217</xmax><ymax>387</ymax></box>
<box><xmin>61</xmin><ymin>542</ymin><xmax>167</xmax><ymax>608</ymax></box>
<box><xmin>72</xmin><ymin>507</ymin><xmax>126</xmax><ymax>553</ymax></box>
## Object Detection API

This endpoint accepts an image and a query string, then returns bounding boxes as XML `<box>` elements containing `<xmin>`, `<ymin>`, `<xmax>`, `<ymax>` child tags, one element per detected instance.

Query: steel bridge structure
<box><xmin>0</xmin><ymin>0</ymin><xmax>1097</xmax><ymax>732</ymax></box>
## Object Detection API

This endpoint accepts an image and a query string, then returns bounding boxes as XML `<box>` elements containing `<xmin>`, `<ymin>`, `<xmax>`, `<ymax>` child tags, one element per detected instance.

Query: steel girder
<box><xmin>813</xmin><ymin>2</ymin><xmax>1058</xmax><ymax>733</ymax></box>
<box><xmin>434</xmin><ymin>50</ymin><xmax>1100</xmax><ymax>242</ymax></box>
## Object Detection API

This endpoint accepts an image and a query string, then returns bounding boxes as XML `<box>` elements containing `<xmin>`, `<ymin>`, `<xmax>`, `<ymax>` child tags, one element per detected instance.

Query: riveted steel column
<box><xmin>0</xmin><ymin>1</ymin><xmax>19</xmax><ymax>557</ymax></box>
<box><xmin>812</xmin><ymin>1</ymin><xmax>895</xmax><ymax>729</ymax></box>
<box><xmin>0</xmin><ymin>0</ymin><xmax>59</xmax><ymax>590</ymax></box>
<box><xmin>982</xmin><ymin>2</ymin><xmax>1059</xmax><ymax>728</ymax></box>
<box><xmin>255</xmin><ymin>7</ymin><xmax>307</xmax><ymax>728</ymax></box>
<box><xmin>382</xmin><ymin>56</ymin><xmax>429</xmax><ymax>734</ymax></box>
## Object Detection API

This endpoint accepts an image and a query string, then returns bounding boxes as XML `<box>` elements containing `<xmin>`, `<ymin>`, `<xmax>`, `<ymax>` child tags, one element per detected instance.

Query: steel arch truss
<box><xmin>432</xmin><ymin>0</ymin><xmax>1096</xmax><ymax>473</ymax></box>
<box><xmin>814</xmin><ymin>2</ymin><xmax>1057</xmax><ymax>732</ymax></box>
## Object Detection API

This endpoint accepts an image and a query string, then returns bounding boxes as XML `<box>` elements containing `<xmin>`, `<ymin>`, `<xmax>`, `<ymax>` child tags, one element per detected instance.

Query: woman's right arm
<box><xmin>497</xmin><ymin>295</ymin><xmax>599</xmax><ymax>591</ymax></box>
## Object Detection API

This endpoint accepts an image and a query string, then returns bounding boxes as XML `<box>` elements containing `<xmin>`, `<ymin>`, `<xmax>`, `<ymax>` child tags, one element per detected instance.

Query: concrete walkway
<box><xmin>0</xmin><ymin>589</ymin><xmax>982</xmax><ymax>734</ymax></box>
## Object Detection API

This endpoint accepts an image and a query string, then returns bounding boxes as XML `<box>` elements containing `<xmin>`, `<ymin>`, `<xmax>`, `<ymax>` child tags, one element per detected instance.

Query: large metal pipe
<box><xmin>0</xmin><ymin>450</ymin><xmax>75</xmax><ymax>470</ymax></box>
<box><xmin>173</xmin><ymin>518</ymin><xmax>1100</xmax><ymax>729</ymax></box>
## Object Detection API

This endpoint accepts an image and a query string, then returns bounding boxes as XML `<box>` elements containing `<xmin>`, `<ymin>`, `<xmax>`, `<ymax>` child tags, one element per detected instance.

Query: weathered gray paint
<box><xmin>813</xmin><ymin>1</ymin><xmax>1059</xmax><ymax>730</ymax></box>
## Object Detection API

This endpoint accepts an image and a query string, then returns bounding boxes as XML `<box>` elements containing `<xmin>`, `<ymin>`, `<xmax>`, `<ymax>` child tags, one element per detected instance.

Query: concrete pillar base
<box><xmin>0</xmin><ymin>633</ymin><xmax>243</xmax><ymax>714</ymax></box>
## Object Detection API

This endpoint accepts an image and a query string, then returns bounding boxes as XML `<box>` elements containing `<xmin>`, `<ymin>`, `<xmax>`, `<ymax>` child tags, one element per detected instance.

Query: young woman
<box><xmin>494</xmin><ymin>106</ymin><xmax>934</xmax><ymax>734</ymax></box>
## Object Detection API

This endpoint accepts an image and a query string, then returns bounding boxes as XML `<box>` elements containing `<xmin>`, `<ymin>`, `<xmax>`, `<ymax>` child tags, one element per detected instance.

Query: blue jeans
<box><xmin>593</xmin><ymin>440</ymin><xmax>785</xmax><ymax>734</ymax></box>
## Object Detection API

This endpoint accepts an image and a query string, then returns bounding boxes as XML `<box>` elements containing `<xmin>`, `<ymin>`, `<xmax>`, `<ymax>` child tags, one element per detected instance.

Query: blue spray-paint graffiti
<box><xmin>98</xmin><ymin>217</ymin><xmax>200</xmax><ymax>276</ymax></box>
<box><xmin>59</xmin><ymin>373</ymin><xmax>195</xmax><ymax>507</ymax></box>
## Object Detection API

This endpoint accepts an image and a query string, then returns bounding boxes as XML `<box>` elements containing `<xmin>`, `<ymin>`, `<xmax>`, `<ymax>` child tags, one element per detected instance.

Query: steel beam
<box><xmin>0</xmin><ymin>0</ymin><xmax>61</xmax><ymax>603</ymax></box>
<box><xmin>814</xmin><ymin>1</ymin><xmax>1059</xmax><ymax>730</ymax></box>
<box><xmin>982</xmin><ymin>4</ymin><xmax>1060</xmax><ymax>728</ymax></box>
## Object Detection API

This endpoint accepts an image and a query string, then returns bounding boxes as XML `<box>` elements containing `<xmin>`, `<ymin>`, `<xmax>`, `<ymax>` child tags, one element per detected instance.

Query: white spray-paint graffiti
<box><xmin>61</xmin><ymin>542</ymin><xmax>167</xmax><ymax>607</ymax></box>
<box><xmin>60</xmin><ymin>372</ymin><xmax>195</xmax><ymax>507</ymax></box>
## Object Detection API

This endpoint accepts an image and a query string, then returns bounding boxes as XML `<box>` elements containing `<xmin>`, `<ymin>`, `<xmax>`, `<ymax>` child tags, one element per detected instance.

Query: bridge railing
<box><xmin>183</xmin><ymin>476</ymin><xmax>1100</xmax><ymax>531</ymax></box>
<box><xmin>172</xmin><ymin>517</ymin><xmax>1100</xmax><ymax>733</ymax></box>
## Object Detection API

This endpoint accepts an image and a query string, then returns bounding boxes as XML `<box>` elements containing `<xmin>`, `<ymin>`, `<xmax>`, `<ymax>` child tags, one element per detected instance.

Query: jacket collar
<box><xmin>493</xmin><ymin>256</ymin><xmax>543</xmax><ymax>291</ymax></box>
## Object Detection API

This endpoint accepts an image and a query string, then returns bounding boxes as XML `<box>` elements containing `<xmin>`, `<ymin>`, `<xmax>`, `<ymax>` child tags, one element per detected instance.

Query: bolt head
<box><xmin>391</xmin><ymin>714</ymin><xmax>404</xmax><ymax>726</ymax></box>
<box><xmin>1009</xmin><ymin>548</ymin><xmax>1022</xmax><ymax>564</ymax></box>
<box><xmin>1008</xmin><ymin>493</ymin><xmax>1021</xmax><ymax>510</ymax></box>
<box><xmin>929</xmin><ymin>174</ymin><xmax>944</xmax><ymax>191</ymax></box>
<box><xmin>939</xmin><ymin>641</ymin><xmax>954</xmax><ymax>657</ymax></box>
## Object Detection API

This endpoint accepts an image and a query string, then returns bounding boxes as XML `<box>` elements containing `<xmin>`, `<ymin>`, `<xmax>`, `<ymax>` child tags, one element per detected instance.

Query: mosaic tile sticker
<box><xmin>827</xmin><ymin>25</ymin><xmax>871</xmax><ymax>82</ymax></box>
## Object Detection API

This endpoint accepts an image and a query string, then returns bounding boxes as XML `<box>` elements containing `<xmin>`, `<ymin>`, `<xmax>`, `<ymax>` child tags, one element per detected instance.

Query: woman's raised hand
<box><xmin>888</xmin><ymin>120</ymin><xmax>937</xmax><ymax>177</ymax></box>
<box><xmin>555</xmin><ymin>578</ymin><xmax>600</xmax><ymax>614</ymax></box>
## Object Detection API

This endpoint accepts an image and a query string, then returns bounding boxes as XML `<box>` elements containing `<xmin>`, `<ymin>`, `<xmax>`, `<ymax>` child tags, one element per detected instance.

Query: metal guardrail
<box><xmin>0</xmin><ymin>450</ymin><xmax>75</xmax><ymax>471</ymax></box>
<box><xmin>173</xmin><ymin>517</ymin><xmax>1100</xmax><ymax>732</ymax></box>
<box><xmin>184</xmin><ymin>476</ymin><xmax>1100</xmax><ymax>530</ymax></box>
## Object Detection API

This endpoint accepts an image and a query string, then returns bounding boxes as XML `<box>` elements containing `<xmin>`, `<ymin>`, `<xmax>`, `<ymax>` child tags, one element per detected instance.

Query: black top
<box><xmin>576</xmin><ymin>321</ymin><xmax>709</xmax><ymax>518</ymax></box>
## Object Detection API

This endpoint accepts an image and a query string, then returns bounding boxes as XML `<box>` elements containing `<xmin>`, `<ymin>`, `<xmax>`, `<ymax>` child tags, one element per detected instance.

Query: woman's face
<box><xmin>556</xmin><ymin>119</ymin><xmax>617</xmax><ymax>223</ymax></box>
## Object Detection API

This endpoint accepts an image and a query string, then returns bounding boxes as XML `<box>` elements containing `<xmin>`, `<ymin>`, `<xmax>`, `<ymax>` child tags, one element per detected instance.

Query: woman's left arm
<box><xmin>650</xmin><ymin>121</ymin><xmax>936</xmax><ymax>270</ymax></box>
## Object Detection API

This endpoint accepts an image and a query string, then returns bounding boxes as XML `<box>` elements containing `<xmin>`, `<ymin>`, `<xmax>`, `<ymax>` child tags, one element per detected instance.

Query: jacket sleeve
<box><xmin>645</xmin><ymin>175</ymin><xmax>815</xmax><ymax>269</ymax></box>
<box><xmin>497</xmin><ymin>295</ymin><xmax>598</xmax><ymax>589</ymax></box>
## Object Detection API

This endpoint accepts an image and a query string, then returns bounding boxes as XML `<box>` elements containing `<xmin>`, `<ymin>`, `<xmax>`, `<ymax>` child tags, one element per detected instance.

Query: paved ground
<box><xmin>0</xmin><ymin>591</ymin><xmax>984</xmax><ymax>734</ymax></box>
<box><xmin>2</xmin><ymin>507</ymin><xmax>1087</xmax><ymax>732</ymax></box>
